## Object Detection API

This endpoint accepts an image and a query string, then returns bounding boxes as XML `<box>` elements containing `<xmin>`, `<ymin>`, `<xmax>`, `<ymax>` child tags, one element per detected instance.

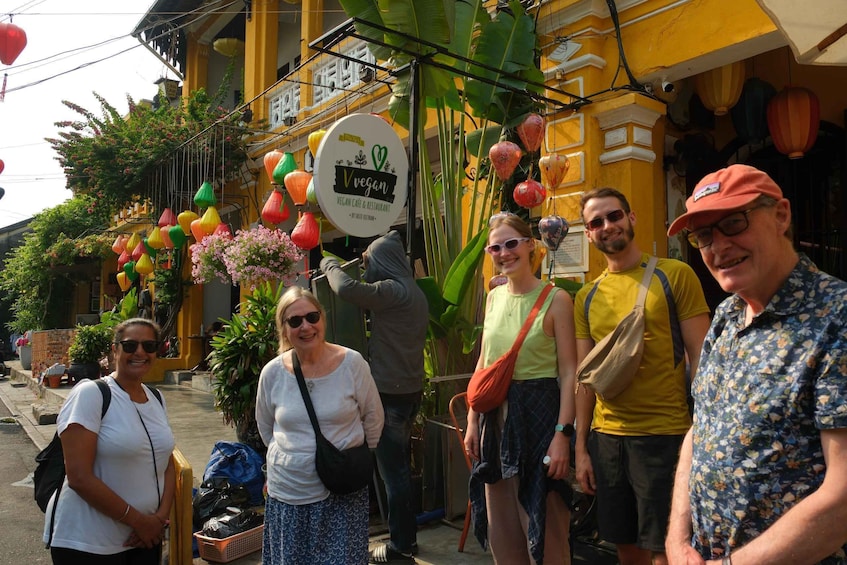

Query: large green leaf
<box><xmin>338</xmin><ymin>0</ymin><xmax>393</xmax><ymax>61</ymax></box>
<box><xmin>442</xmin><ymin>226</ymin><xmax>489</xmax><ymax>306</ymax></box>
<box><xmin>377</xmin><ymin>0</ymin><xmax>452</xmax><ymax>52</ymax></box>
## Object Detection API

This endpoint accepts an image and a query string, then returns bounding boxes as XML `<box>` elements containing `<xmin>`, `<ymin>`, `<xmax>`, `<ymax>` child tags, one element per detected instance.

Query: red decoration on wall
<box><xmin>767</xmin><ymin>86</ymin><xmax>820</xmax><ymax>159</ymax></box>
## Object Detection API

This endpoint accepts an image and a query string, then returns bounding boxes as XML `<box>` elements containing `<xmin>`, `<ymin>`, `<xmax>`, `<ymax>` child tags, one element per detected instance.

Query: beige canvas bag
<box><xmin>575</xmin><ymin>256</ymin><xmax>657</xmax><ymax>400</ymax></box>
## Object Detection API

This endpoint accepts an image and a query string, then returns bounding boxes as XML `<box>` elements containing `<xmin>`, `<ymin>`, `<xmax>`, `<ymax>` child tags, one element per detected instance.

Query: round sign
<box><xmin>313</xmin><ymin>113</ymin><xmax>409</xmax><ymax>238</ymax></box>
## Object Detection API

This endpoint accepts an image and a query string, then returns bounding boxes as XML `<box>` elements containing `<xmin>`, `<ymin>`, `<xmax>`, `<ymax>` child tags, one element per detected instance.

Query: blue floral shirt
<box><xmin>690</xmin><ymin>255</ymin><xmax>847</xmax><ymax>563</ymax></box>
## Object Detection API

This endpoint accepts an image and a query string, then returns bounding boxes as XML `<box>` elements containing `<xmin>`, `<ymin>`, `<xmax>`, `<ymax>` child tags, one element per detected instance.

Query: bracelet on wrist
<box><xmin>117</xmin><ymin>503</ymin><xmax>131</xmax><ymax>523</ymax></box>
<box><xmin>722</xmin><ymin>556</ymin><xmax>732</xmax><ymax>565</ymax></box>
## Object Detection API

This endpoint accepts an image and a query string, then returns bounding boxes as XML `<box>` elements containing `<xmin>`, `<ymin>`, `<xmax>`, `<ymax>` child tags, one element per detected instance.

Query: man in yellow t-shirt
<box><xmin>574</xmin><ymin>187</ymin><xmax>710</xmax><ymax>565</ymax></box>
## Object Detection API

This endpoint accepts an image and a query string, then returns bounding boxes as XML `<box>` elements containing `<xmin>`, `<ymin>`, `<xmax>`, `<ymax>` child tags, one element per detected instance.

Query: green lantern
<box><xmin>194</xmin><ymin>181</ymin><xmax>217</xmax><ymax>208</ymax></box>
<box><xmin>142</xmin><ymin>238</ymin><xmax>158</xmax><ymax>259</ymax></box>
<box><xmin>168</xmin><ymin>224</ymin><xmax>188</xmax><ymax>249</ymax></box>
<box><xmin>272</xmin><ymin>152</ymin><xmax>297</xmax><ymax>185</ymax></box>
<box><xmin>124</xmin><ymin>261</ymin><xmax>139</xmax><ymax>281</ymax></box>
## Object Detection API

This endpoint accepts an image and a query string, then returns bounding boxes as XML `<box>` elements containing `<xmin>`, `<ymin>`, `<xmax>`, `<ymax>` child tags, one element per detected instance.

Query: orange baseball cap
<box><xmin>667</xmin><ymin>165</ymin><xmax>783</xmax><ymax>236</ymax></box>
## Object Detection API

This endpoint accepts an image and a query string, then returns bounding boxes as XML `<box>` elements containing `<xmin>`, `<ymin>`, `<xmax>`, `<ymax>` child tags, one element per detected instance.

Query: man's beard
<box><xmin>594</xmin><ymin>224</ymin><xmax>634</xmax><ymax>255</ymax></box>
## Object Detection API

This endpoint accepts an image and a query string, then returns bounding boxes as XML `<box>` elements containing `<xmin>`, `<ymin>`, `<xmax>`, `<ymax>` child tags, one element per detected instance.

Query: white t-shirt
<box><xmin>256</xmin><ymin>348</ymin><xmax>384</xmax><ymax>505</ymax></box>
<box><xmin>43</xmin><ymin>375</ymin><xmax>175</xmax><ymax>554</ymax></box>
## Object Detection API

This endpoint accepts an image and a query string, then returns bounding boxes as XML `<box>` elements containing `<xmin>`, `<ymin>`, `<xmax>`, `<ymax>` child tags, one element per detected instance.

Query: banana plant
<box><xmin>340</xmin><ymin>0</ymin><xmax>543</xmax><ymax>377</ymax></box>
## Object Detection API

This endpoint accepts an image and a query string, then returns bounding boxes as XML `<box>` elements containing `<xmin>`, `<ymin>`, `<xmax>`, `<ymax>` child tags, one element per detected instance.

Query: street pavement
<box><xmin>0</xmin><ymin>360</ymin><xmax>618</xmax><ymax>564</ymax></box>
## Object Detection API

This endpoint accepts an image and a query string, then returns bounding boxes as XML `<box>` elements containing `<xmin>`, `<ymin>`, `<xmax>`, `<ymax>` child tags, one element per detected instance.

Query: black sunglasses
<box><xmin>285</xmin><ymin>311</ymin><xmax>321</xmax><ymax>328</ymax></box>
<box><xmin>585</xmin><ymin>209</ymin><xmax>626</xmax><ymax>231</ymax></box>
<box><xmin>116</xmin><ymin>340</ymin><xmax>160</xmax><ymax>354</ymax></box>
<box><xmin>685</xmin><ymin>206</ymin><xmax>765</xmax><ymax>249</ymax></box>
<box><xmin>485</xmin><ymin>237</ymin><xmax>530</xmax><ymax>254</ymax></box>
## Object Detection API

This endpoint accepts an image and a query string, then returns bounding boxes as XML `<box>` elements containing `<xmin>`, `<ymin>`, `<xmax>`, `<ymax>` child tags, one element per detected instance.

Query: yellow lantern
<box><xmin>694</xmin><ymin>61</ymin><xmax>746</xmax><ymax>116</ymax></box>
<box><xmin>212</xmin><ymin>38</ymin><xmax>245</xmax><ymax>58</ymax></box>
<box><xmin>125</xmin><ymin>233</ymin><xmax>141</xmax><ymax>256</ymax></box>
<box><xmin>308</xmin><ymin>129</ymin><xmax>327</xmax><ymax>157</ymax></box>
<box><xmin>135</xmin><ymin>253</ymin><xmax>155</xmax><ymax>275</ymax></box>
<box><xmin>116</xmin><ymin>271</ymin><xmax>132</xmax><ymax>292</ymax></box>
<box><xmin>199</xmin><ymin>206</ymin><xmax>221</xmax><ymax>235</ymax></box>
<box><xmin>177</xmin><ymin>210</ymin><xmax>199</xmax><ymax>235</ymax></box>
<box><xmin>147</xmin><ymin>226</ymin><xmax>165</xmax><ymax>249</ymax></box>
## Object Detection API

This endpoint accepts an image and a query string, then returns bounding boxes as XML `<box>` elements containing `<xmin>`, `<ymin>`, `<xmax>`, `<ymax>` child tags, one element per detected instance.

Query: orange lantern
<box><xmin>199</xmin><ymin>206</ymin><xmax>221</xmax><ymax>235</ymax></box>
<box><xmin>264</xmin><ymin>150</ymin><xmax>285</xmax><ymax>184</ymax></box>
<box><xmin>190</xmin><ymin>219</ymin><xmax>206</xmax><ymax>242</ymax></box>
<box><xmin>177</xmin><ymin>210</ymin><xmax>199</xmax><ymax>235</ymax></box>
<box><xmin>111</xmin><ymin>235</ymin><xmax>127</xmax><ymax>255</ymax></box>
<box><xmin>284</xmin><ymin>170</ymin><xmax>312</xmax><ymax>206</ymax></box>
<box><xmin>116</xmin><ymin>271</ymin><xmax>132</xmax><ymax>292</ymax></box>
<box><xmin>694</xmin><ymin>61</ymin><xmax>746</xmax><ymax>116</ymax></box>
<box><xmin>160</xmin><ymin>226</ymin><xmax>174</xmax><ymax>249</ymax></box>
<box><xmin>291</xmin><ymin>212</ymin><xmax>320</xmax><ymax>250</ymax></box>
<box><xmin>262</xmin><ymin>189</ymin><xmax>290</xmax><ymax>225</ymax></box>
<box><xmin>767</xmin><ymin>86</ymin><xmax>820</xmax><ymax>159</ymax></box>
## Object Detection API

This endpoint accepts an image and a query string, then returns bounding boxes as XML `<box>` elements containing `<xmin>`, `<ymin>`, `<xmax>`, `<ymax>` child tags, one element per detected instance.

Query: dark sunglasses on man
<box><xmin>116</xmin><ymin>340</ymin><xmax>160</xmax><ymax>354</ymax></box>
<box><xmin>585</xmin><ymin>209</ymin><xmax>626</xmax><ymax>231</ymax></box>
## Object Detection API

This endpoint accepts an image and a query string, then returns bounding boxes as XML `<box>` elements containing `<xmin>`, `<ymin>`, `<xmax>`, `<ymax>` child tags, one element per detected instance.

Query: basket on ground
<box><xmin>194</xmin><ymin>524</ymin><xmax>263</xmax><ymax>563</ymax></box>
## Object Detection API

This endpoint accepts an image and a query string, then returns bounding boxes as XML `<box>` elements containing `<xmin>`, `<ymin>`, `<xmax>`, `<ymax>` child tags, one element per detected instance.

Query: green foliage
<box><xmin>67</xmin><ymin>323</ymin><xmax>113</xmax><ymax>363</ymax></box>
<box><xmin>99</xmin><ymin>288</ymin><xmax>138</xmax><ymax>329</ymax></box>
<box><xmin>209</xmin><ymin>283</ymin><xmax>282</xmax><ymax>427</ymax></box>
<box><xmin>48</xmin><ymin>86</ymin><xmax>249</xmax><ymax>214</ymax></box>
<box><xmin>0</xmin><ymin>196</ymin><xmax>111</xmax><ymax>333</ymax></box>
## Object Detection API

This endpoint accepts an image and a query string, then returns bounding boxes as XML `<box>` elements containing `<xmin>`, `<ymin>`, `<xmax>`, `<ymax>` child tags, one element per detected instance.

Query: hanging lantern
<box><xmin>169</xmin><ymin>224</ymin><xmax>188</xmax><ymax>249</ymax></box>
<box><xmin>135</xmin><ymin>253</ymin><xmax>155</xmax><ymax>276</ymax></box>
<box><xmin>125</xmin><ymin>233</ymin><xmax>141</xmax><ymax>255</ymax></box>
<box><xmin>264</xmin><ymin>149</ymin><xmax>285</xmax><ymax>184</ymax></box>
<box><xmin>199</xmin><ymin>206</ymin><xmax>221</xmax><ymax>235</ymax></box>
<box><xmin>308</xmin><ymin>129</ymin><xmax>327</xmax><ymax>157</ymax></box>
<box><xmin>111</xmin><ymin>235</ymin><xmax>127</xmax><ymax>255</ymax></box>
<box><xmin>261</xmin><ymin>189</ymin><xmax>290</xmax><ymax>225</ymax></box>
<box><xmin>284</xmin><ymin>170</ymin><xmax>312</xmax><ymax>206</ymax></box>
<box><xmin>157</xmin><ymin>207</ymin><xmax>177</xmax><ymax>228</ymax></box>
<box><xmin>190</xmin><ymin>219</ymin><xmax>206</xmax><ymax>242</ymax></box>
<box><xmin>117</xmin><ymin>250</ymin><xmax>130</xmax><ymax>269</ymax></box>
<box><xmin>731</xmin><ymin>78</ymin><xmax>776</xmax><ymax>144</ymax></box>
<box><xmin>213</xmin><ymin>223</ymin><xmax>232</xmax><ymax>238</ymax></box>
<box><xmin>694</xmin><ymin>61</ymin><xmax>746</xmax><ymax>116</ymax></box>
<box><xmin>538</xmin><ymin>154</ymin><xmax>570</xmax><ymax>190</ymax></box>
<box><xmin>194</xmin><ymin>181</ymin><xmax>217</xmax><ymax>209</ymax></box>
<box><xmin>516</xmin><ymin>113</ymin><xmax>545</xmax><ymax>152</ymax></box>
<box><xmin>124</xmin><ymin>261</ymin><xmax>139</xmax><ymax>281</ymax></box>
<box><xmin>116</xmin><ymin>271</ymin><xmax>132</xmax><ymax>293</ymax></box>
<box><xmin>160</xmin><ymin>226</ymin><xmax>174</xmax><ymax>249</ymax></box>
<box><xmin>767</xmin><ymin>86</ymin><xmax>820</xmax><ymax>159</ymax></box>
<box><xmin>142</xmin><ymin>238</ymin><xmax>158</xmax><ymax>259</ymax></box>
<box><xmin>489</xmin><ymin>141</ymin><xmax>523</xmax><ymax>181</ymax></box>
<box><xmin>306</xmin><ymin>178</ymin><xmax>318</xmax><ymax>205</ymax></box>
<box><xmin>272</xmin><ymin>152</ymin><xmax>298</xmax><ymax>185</ymax></box>
<box><xmin>147</xmin><ymin>226</ymin><xmax>165</xmax><ymax>249</ymax></box>
<box><xmin>538</xmin><ymin>215</ymin><xmax>570</xmax><ymax>252</ymax></box>
<box><xmin>177</xmin><ymin>210</ymin><xmax>199</xmax><ymax>235</ymax></box>
<box><xmin>212</xmin><ymin>38</ymin><xmax>245</xmax><ymax>58</ymax></box>
<box><xmin>0</xmin><ymin>159</ymin><xmax>4</xmax><ymax>175</ymax></box>
<box><xmin>513</xmin><ymin>179</ymin><xmax>546</xmax><ymax>209</ymax></box>
<box><xmin>0</xmin><ymin>22</ymin><xmax>28</xmax><ymax>66</ymax></box>
<box><xmin>131</xmin><ymin>240</ymin><xmax>146</xmax><ymax>261</ymax></box>
<box><xmin>290</xmin><ymin>212</ymin><xmax>321</xmax><ymax>250</ymax></box>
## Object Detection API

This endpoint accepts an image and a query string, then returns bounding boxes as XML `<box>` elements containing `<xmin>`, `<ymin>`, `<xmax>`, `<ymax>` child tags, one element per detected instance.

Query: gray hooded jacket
<box><xmin>319</xmin><ymin>231</ymin><xmax>429</xmax><ymax>394</ymax></box>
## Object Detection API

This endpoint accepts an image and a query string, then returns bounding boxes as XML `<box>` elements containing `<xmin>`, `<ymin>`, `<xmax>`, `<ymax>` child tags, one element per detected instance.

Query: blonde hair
<box><xmin>488</xmin><ymin>212</ymin><xmax>537</xmax><ymax>265</ymax></box>
<box><xmin>275</xmin><ymin>286</ymin><xmax>325</xmax><ymax>353</ymax></box>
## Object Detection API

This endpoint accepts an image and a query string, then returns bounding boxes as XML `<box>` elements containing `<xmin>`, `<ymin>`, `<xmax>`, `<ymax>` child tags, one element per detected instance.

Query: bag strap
<box><xmin>509</xmin><ymin>284</ymin><xmax>554</xmax><ymax>354</ymax></box>
<box><xmin>48</xmin><ymin>379</ymin><xmax>111</xmax><ymax>547</ymax></box>
<box><xmin>292</xmin><ymin>352</ymin><xmax>324</xmax><ymax>441</ymax></box>
<box><xmin>634</xmin><ymin>256</ymin><xmax>658</xmax><ymax>309</ymax></box>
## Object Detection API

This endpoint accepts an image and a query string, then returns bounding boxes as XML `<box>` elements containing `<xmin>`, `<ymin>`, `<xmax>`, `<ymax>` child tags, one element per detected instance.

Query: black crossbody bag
<box><xmin>292</xmin><ymin>352</ymin><xmax>372</xmax><ymax>495</ymax></box>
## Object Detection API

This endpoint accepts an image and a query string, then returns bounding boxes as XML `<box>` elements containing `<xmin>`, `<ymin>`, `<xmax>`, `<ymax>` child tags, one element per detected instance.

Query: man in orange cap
<box><xmin>665</xmin><ymin>164</ymin><xmax>847</xmax><ymax>564</ymax></box>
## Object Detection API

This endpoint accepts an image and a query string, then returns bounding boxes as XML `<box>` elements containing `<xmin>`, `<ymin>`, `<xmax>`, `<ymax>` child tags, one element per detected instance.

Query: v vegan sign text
<box><xmin>314</xmin><ymin>113</ymin><xmax>409</xmax><ymax>238</ymax></box>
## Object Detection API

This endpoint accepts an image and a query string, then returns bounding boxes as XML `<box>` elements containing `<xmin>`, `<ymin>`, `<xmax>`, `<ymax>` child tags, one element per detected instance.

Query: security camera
<box><xmin>661</xmin><ymin>80</ymin><xmax>675</xmax><ymax>93</ymax></box>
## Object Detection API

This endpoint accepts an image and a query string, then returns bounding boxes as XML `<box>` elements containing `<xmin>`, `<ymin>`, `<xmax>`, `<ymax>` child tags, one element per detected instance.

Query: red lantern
<box><xmin>513</xmin><ymin>179</ymin><xmax>546</xmax><ymax>209</ymax></box>
<box><xmin>262</xmin><ymin>189</ymin><xmax>290</xmax><ymax>225</ymax></box>
<box><xmin>767</xmin><ymin>86</ymin><xmax>820</xmax><ymax>159</ymax></box>
<box><xmin>0</xmin><ymin>22</ymin><xmax>27</xmax><ymax>65</ymax></box>
<box><xmin>117</xmin><ymin>250</ymin><xmax>130</xmax><ymax>269</ymax></box>
<box><xmin>516</xmin><ymin>113</ymin><xmax>545</xmax><ymax>152</ymax></box>
<box><xmin>291</xmin><ymin>212</ymin><xmax>320</xmax><ymax>250</ymax></box>
<box><xmin>157</xmin><ymin>207</ymin><xmax>177</xmax><ymax>228</ymax></box>
<box><xmin>263</xmin><ymin>150</ymin><xmax>285</xmax><ymax>184</ymax></box>
<box><xmin>0</xmin><ymin>159</ymin><xmax>4</xmax><ymax>175</ymax></box>
<box><xmin>131</xmin><ymin>241</ymin><xmax>146</xmax><ymax>261</ymax></box>
<box><xmin>489</xmin><ymin>141</ymin><xmax>522</xmax><ymax>181</ymax></box>
<box><xmin>284</xmin><ymin>170</ymin><xmax>312</xmax><ymax>206</ymax></box>
<box><xmin>213</xmin><ymin>223</ymin><xmax>233</xmax><ymax>238</ymax></box>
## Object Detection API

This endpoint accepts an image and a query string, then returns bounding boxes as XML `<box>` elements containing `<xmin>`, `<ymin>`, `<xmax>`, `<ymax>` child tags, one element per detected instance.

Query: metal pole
<box><xmin>406</xmin><ymin>59</ymin><xmax>420</xmax><ymax>263</ymax></box>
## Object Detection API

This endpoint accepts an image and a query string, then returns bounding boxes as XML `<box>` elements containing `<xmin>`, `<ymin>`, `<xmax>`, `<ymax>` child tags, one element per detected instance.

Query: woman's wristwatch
<box><xmin>554</xmin><ymin>423</ymin><xmax>575</xmax><ymax>436</ymax></box>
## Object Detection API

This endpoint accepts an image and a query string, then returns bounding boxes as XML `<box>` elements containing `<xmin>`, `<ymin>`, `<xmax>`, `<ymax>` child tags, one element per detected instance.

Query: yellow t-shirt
<box><xmin>574</xmin><ymin>254</ymin><xmax>709</xmax><ymax>436</ymax></box>
<box><xmin>482</xmin><ymin>284</ymin><xmax>559</xmax><ymax>380</ymax></box>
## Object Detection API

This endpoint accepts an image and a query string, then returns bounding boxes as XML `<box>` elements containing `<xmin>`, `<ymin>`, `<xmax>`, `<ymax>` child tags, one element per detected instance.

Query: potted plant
<box><xmin>66</xmin><ymin>324</ymin><xmax>113</xmax><ymax>382</ymax></box>
<box><xmin>209</xmin><ymin>282</ymin><xmax>281</xmax><ymax>457</ymax></box>
<box><xmin>16</xmin><ymin>333</ymin><xmax>32</xmax><ymax>371</ymax></box>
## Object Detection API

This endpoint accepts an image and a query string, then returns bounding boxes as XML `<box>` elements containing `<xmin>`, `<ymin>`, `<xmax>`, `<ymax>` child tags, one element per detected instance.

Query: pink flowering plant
<box><xmin>190</xmin><ymin>233</ymin><xmax>233</xmax><ymax>285</ymax></box>
<box><xmin>223</xmin><ymin>226</ymin><xmax>303</xmax><ymax>291</ymax></box>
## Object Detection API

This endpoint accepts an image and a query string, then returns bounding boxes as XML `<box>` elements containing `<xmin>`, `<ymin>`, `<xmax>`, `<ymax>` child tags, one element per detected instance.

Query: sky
<box><xmin>0</xmin><ymin>0</ymin><xmax>177</xmax><ymax>229</ymax></box>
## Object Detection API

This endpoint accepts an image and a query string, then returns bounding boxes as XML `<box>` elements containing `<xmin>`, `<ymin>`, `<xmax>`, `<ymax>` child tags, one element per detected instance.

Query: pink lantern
<box><xmin>157</xmin><ymin>207</ymin><xmax>177</xmax><ymax>227</ymax></box>
<box><xmin>513</xmin><ymin>179</ymin><xmax>546</xmax><ymax>209</ymax></box>
<box><xmin>489</xmin><ymin>141</ymin><xmax>522</xmax><ymax>181</ymax></box>
<box><xmin>516</xmin><ymin>113</ymin><xmax>545</xmax><ymax>152</ymax></box>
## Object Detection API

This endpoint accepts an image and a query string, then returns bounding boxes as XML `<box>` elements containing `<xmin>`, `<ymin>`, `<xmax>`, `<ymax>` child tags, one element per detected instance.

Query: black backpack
<box><xmin>34</xmin><ymin>379</ymin><xmax>162</xmax><ymax>547</ymax></box>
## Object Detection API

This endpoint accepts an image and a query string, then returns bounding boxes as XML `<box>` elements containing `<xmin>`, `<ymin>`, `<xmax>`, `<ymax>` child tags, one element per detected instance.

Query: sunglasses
<box><xmin>485</xmin><ymin>237</ymin><xmax>530</xmax><ymax>254</ymax></box>
<box><xmin>488</xmin><ymin>211</ymin><xmax>518</xmax><ymax>227</ymax></box>
<box><xmin>585</xmin><ymin>209</ymin><xmax>626</xmax><ymax>231</ymax></box>
<box><xmin>285</xmin><ymin>311</ymin><xmax>321</xmax><ymax>328</ymax></box>
<box><xmin>116</xmin><ymin>340</ymin><xmax>160</xmax><ymax>354</ymax></box>
<box><xmin>685</xmin><ymin>206</ymin><xmax>765</xmax><ymax>249</ymax></box>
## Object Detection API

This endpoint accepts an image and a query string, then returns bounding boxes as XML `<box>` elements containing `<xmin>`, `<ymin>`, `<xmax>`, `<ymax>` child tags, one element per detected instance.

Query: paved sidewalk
<box><xmin>0</xmin><ymin>361</ymin><xmax>493</xmax><ymax>565</ymax></box>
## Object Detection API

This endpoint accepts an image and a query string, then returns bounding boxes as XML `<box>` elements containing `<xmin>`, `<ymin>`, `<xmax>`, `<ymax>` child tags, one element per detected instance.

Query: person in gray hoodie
<box><xmin>320</xmin><ymin>230</ymin><xmax>429</xmax><ymax>563</ymax></box>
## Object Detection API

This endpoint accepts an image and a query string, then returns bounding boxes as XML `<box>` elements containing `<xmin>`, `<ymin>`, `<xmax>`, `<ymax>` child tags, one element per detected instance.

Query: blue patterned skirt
<box><xmin>263</xmin><ymin>488</ymin><xmax>369</xmax><ymax>565</ymax></box>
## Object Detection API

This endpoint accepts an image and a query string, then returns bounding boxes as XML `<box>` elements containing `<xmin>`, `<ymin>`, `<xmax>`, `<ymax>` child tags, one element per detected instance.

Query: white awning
<box><xmin>757</xmin><ymin>0</ymin><xmax>847</xmax><ymax>65</ymax></box>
